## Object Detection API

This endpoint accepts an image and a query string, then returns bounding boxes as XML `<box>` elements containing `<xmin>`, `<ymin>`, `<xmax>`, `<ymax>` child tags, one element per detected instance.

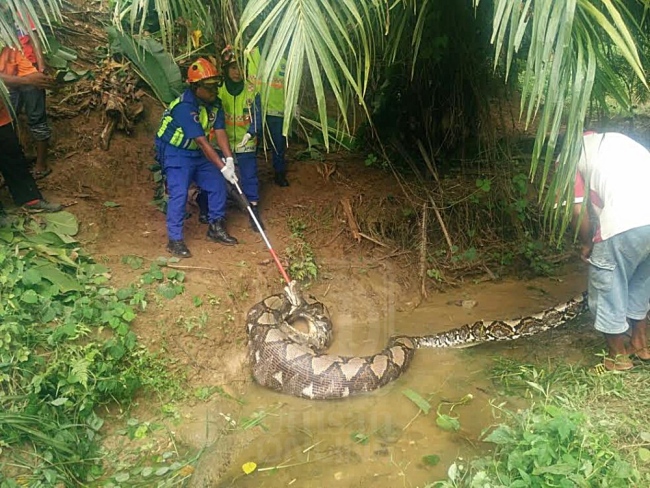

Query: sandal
<box><xmin>32</xmin><ymin>169</ymin><xmax>52</xmax><ymax>181</ymax></box>
<box><xmin>631</xmin><ymin>353</ymin><xmax>650</xmax><ymax>363</ymax></box>
<box><xmin>602</xmin><ymin>356</ymin><xmax>635</xmax><ymax>372</ymax></box>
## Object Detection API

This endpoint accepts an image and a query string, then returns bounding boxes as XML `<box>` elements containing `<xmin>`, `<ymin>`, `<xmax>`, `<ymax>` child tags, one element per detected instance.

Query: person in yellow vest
<box><xmin>217</xmin><ymin>45</ymin><xmax>264</xmax><ymax>231</ymax></box>
<box><xmin>155</xmin><ymin>58</ymin><xmax>239</xmax><ymax>258</ymax></box>
<box><xmin>248</xmin><ymin>46</ymin><xmax>289</xmax><ymax>187</ymax></box>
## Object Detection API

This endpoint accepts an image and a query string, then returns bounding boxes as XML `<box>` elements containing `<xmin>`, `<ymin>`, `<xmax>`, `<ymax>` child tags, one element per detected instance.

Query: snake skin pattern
<box><xmin>246</xmin><ymin>284</ymin><xmax>588</xmax><ymax>400</ymax></box>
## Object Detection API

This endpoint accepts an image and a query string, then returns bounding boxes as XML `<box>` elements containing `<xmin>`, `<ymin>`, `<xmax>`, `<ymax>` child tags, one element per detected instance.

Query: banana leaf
<box><xmin>107</xmin><ymin>27</ymin><xmax>183</xmax><ymax>104</ymax></box>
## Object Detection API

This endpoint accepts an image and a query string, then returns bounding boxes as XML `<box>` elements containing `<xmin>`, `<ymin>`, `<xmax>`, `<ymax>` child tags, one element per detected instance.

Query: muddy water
<box><xmin>217</xmin><ymin>272</ymin><xmax>589</xmax><ymax>488</ymax></box>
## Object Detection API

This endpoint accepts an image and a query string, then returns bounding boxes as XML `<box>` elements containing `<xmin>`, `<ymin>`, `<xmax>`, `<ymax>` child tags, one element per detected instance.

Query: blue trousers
<box><xmin>588</xmin><ymin>225</ymin><xmax>650</xmax><ymax>334</ymax></box>
<box><xmin>196</xmin><ymin>151</ymin><xmax>259</xmax><ymax>216</ymax></box>
<box><xmin>236</xmin><ymin>152</ymin><xmax>259</xmax><ymax>203</ymax></box>
<box><xmin>266</xmin><ymin>115</ymin><xmax>286</xmax><ymax>173</ymax></box>
<box><xmin>157</xmin><ymin>142</ymin><xmax>226</xmax><ymax>240</ymax></box>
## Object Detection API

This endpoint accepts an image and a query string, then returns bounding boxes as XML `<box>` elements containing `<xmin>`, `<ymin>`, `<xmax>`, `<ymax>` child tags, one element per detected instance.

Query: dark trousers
<box><xmin>266</xmin><ymin>115</ymin><xmax>286</xmax><ymax>173</ymax></box>
<box><xmin>0</xmin><ymin>123</ymin><xmax>41</xmax><ymax>205</ymax></box>
<box><xmin>10</xmin><ymin>86</ymin><xmax>51</xmax><ymax>141</ymax></box>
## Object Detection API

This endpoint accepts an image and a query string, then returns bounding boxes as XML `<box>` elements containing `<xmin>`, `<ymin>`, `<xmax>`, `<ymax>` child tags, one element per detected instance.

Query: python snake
<box><xmin>246</xmin><ymin>282</ymin><xmax>588</xmax><ymax>400</ymax></box>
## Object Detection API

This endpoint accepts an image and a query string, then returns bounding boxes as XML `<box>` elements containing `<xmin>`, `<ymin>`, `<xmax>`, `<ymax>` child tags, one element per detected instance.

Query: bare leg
<box><xmin>34</xmin><ymin>139</ymin><xmax>49</xmax><ymax>174</ymax></box>
<box><xmin>603</xmin><ymin>332</ymin><xmax>633</xmax><ymax>371</ymax></box>
<box><xmin>628</xmin><ymin>318</ymin><xmax>650</xmax><ymax>360</ymax></box>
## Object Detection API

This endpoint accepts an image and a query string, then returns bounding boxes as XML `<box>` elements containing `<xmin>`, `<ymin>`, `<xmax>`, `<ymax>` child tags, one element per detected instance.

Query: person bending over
<box><xmin>155</xmin><ymin>57</ymin><xmax>238</xmax><ymax>258</ymax></box>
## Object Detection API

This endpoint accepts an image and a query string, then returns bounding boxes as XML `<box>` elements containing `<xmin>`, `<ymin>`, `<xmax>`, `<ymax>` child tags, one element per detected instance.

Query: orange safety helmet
<box><xmin>187</xmin><ymin>57</ymin><xmax>220</xmax><ymax>84</ymax></box>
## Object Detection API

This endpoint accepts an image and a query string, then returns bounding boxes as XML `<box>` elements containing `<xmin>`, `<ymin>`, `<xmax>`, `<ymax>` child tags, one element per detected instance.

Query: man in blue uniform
<box><xmin>155</xmin><ymin>58</ymin><xmax>239</xmax><ymax>258</ymax></box>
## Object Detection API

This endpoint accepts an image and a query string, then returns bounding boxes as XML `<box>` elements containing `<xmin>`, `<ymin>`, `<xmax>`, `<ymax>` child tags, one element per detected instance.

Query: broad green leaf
<box><xmin>157</xmin><ymin>283</ymin><xmax>179</xmax><ymax>300</ymax></box>
<box><xmin>114</xmin><ymin>472</ymin><xmax>130</xmax><ymax>482</ymax></box>
<box><xmin>422</xmin><ymin>454</ymin><xmax>440</xmax><ymax>466</ymax></box>
<box><xmin>41</xmin><ymin>212</ymin><xmax>79</xmax><ymax>237</ymax></box>
<box><xmin>21</xmin><ymin>290</ymin><xmax>39</xmax><ymax>304</ymax></box>
<box><xmin>0</xmin><ymin>229</ymin><xmax>13</xmax><ymax>242</ymax></box>
<box><xmin>103</xmin><ymin>201</ymin><xmax>121</xmax><ymax>208</ymax></box>
<box><xmin>50</xmin><ymin>397</ymin><xmax>68</xmax><ymax>406</ymax></box>
<box><xmin>107</xmin><ymin>27</ymin><xmax>183</xmax><ymax>104</ymax></box>
<box><xmin>38</xmin><ymin>264</ymin><xmax>83</xmax><ymax>293</ymax></box>
<box><xmin>87</xmin><ymin>412</ymin><xmax>105</xmax><ymax>431</ymax></box>
<box><xmin>22</xmin><ymin>269</ymin><xmax>42</xmax><ymax>286</ymax></box>
<box><xmin>402</xmin><ymin>388</ymin><xmax>431</xmax><ymax>414</ymax></box>
<box><xmin>639</xmin><ymin>447</ymin><xmax>650</xmax><ymax>463</ymax></box>
<box><xmin>483</xmin><ymin>425</ymin><xmax>516</xmax><ymax>444</ymax></box>
<box><xmin>436</xmin><ymin>414</ymin><xmax>460</xmax><ymax>432</ymax></box>
<box><xmin>27</xmin><ymin>231</ymin><xmax>75</xmax><ymax>246</ymax></box>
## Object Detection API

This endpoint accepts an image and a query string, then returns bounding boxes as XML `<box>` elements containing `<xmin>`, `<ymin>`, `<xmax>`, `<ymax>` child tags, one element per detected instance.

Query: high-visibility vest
<box><xmin>156</xmin><ymin>90</ymin><xmax>219</xmax><ymax>150</ymax></box>
<box><xmin>218</xmin><ymin>82</ymin><xmax>258</xmax><ymax>153</ymax></box>
<box><xmin>248</xmin><ymin>47</ymin><xmax>286</xmax><ymax>117</ymax></box>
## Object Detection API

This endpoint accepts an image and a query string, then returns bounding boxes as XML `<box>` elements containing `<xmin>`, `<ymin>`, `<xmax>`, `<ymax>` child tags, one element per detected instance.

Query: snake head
<box><xmin>284</xmin><ymin>280</ymin><xmax>304</xmax><ymax>308</ymax></box>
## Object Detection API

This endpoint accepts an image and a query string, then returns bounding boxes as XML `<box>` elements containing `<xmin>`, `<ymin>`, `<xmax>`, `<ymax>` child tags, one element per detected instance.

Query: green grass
<box><xmin>431</xmin><ymin>358</ymin><xmax>650</xmax><ymax>487</ymax></box>
<box><xmin>0</xmin><ymin>212</ymin><xmax>188</xmax><ymax>486</ymax></box>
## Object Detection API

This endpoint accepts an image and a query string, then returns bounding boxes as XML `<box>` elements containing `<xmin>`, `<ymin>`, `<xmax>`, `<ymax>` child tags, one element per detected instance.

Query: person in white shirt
<box><xmin>572</xmin><ymin>131</ymin><xmax>650</xmax><ymax>370</ymax></box>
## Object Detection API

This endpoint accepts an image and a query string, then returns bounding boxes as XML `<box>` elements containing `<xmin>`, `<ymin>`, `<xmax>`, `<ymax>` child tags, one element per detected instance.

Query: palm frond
<box><xmin>111</xmin><ymin>0</ymin><xmax>219</xmax><ymax>52</ymax></box>
<box><xmin>239</xmin><ymin>0</ymin><xmax>383</xmax><ymax>148</ymax></box>
<box><xmin>0</xmin><ymin>0</ymin><xmax>62</xmax><ymax>48</ymax></box>
<box><xmin>480</xmin><ymin>0</ymin><xmax>647</xmax><ymax>240</ymax></box>
<box><xmin>0</xmin><ymin>0</ymin><xmax>62</xmax><ymax>110</ymax></box>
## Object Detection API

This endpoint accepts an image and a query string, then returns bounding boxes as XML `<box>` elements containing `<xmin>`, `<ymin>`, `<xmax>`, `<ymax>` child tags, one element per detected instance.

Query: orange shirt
<box><xmin>0</xmin><ymin>46</ymin><xmax>38</xmax><ymax>77</ymax></box>
<box><xmin>17</xmin><ymin>15</ymin><xmax>39</xmax><ymax>65</ymax></box>
<box><xmin>0</xmin><ymin>47</ymin><xmax>38</xmax><ymax>126</ymax></box>
<box><xmin>19</xmin><ymin>35</ymin><xmax>37</xmax><ymax>65</ymax></box>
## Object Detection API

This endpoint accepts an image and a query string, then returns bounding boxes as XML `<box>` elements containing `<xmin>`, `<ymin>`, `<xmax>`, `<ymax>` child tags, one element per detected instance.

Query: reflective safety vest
<box><xmin>218</xmin><ymin>82</ymin><xmax>259</xmax><ymax>153</ymax></box>
<box><xmin>248</xmin><ymin>47</ymin><xmax>286</xmax><ymax>117</ymax></box>
<box><xmin>156</xmin><ymin>91</ymin><xmax>219</xmax><ymax>151</ymax></box>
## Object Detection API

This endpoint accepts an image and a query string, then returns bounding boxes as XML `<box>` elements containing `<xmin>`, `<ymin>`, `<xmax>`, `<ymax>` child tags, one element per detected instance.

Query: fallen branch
<box><xmin>419</xmin><ymin>203</ymin><xmax>429</xmax><ymax>299</ymax></box>
<box><xmin>340</xmin><ymin>197</ymin><xmax>361</xmax><ymax>242</ymax></box>
<box><xmin>358</xmin><ymin>232</ymin><xmax>389</xmax><ymax>248</ymax></box>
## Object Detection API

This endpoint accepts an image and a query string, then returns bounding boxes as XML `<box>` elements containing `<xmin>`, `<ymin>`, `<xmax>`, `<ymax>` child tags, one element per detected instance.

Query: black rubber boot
<box><xmin>167</xmin><ymin>239</ymin><xmax>192</xmax><ymax>258</ymax></box>
<box><xmin>197</xmin><ymin>190</ymin><xmax>209</xmax><ymax>224</ymax></box>
<box><xmin>249</xmin><ymin>205</ymin><xmax>265</xmax><ymax>232</ymax></box>
<box><xmin>207</xmin><ymin>218</ymin><xmax>238</xmax><ymax>245</ymax></box>
<box><xmin>274</xmin><ymin>171</ymin><xmax>289</xmax><ymax>187</ymax></box>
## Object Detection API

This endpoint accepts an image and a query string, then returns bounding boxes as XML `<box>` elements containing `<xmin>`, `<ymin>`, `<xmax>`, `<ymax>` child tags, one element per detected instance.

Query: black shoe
<box><xmin>198</xmin><ymin>213</ymin><xmax>209</xmax><ymax>224</ymax></box>
<box><xmin>23</xmin><ymin>199</ymin><xmax>63</xmax><ymax>213</ymax></box>
<box><xmin>207</xmin><ymin>218</ymin><xmax>238</xmax><ymax>245</ymax></box>
<box><xmin>249</xmin><ymin>205</ymin><xmax>265</xmax><ymax>232</ymax></box>
<box><xmin>167</xmin><ymin>239</ymin><xmax>192</xmax><ymax>258</ymax></box>
<box><xmin>274</xmin><ymin>171</ymin><xmax>289</xmax><ymax>187</ymax></box>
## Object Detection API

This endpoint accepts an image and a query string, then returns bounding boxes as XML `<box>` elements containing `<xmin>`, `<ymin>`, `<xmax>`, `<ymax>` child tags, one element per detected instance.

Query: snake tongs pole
<box><xmin>232</xmin><ymin>181</ymin><xmax>292</xmax><ymax>285</ymax></box>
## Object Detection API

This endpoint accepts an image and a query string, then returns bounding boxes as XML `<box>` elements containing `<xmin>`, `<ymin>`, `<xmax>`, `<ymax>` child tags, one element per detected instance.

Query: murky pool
<box><xmin>211</xmin><ymin>273</ymin><xmax>588</xmax><ymax>487</ymax></box>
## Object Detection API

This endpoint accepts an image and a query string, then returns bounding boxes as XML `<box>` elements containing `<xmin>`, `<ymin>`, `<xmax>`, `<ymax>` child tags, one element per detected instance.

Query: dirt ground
<box><xmin>20</xmin><ymin>90</ymin><xmax>429</xmax><ymax>386</ymax></box>
<box><xmin>9</xmin><ymin>89</ymin><xmax>596</xmax><ymax>485</ymax></box>
<box><xmin>2</xmin><ymin>15</ymin><xmax>602</xmax><ymax>482</ymax></box>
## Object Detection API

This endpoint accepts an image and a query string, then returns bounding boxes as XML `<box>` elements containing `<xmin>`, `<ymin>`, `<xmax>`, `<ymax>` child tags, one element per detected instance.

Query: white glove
<box><xmin>223</xmin><ymin>156</ymin><xmax>235</xmax><ymax>172</ymax></box>
<box><xmin>237</xmin><ymin>133</ymin><xmax>253</xmax><ymax>149</ymax></box>
<box><xmin>221</xmin><ymin>160</ymin><xmax>238</xmax><ymax>185</ymax></box>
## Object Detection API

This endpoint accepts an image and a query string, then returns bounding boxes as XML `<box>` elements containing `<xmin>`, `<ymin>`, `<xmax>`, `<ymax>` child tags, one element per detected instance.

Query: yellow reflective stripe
<box><xmin>170</xmin><ymin>128</ymin><xmax>184</xmax><ymax>146</ymax></box>
<box><xmin>156</xmin><ymin>116</ymin><xmax>171</xmax><ymax>137</ymax></box>
<box><xmin>157</xmin><ymin>95</ymin><xmax>215</xmax><ymax>149</ymax></box>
